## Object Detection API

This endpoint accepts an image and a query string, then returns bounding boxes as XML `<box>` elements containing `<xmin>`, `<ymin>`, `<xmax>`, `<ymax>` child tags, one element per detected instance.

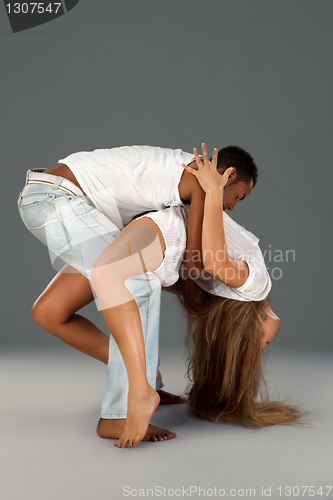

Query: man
<box><xmin>27</xmin><ymin>144</ymin><xmax>258</xmax><ymax>443</ymax></box>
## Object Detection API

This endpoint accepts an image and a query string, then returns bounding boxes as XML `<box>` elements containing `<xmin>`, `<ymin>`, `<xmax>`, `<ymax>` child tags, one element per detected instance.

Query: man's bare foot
<box><xmin>157</xmin><ymin>389</ymin><xmax>186</xmax><ymax>405</ymax></box>
<box><xmin>113</xmin><ymin>386</ymin><xmax>160</xmax><ymax>448</ymax></box>
<box><xmin>97</xmin><ymin>418</ymin><xmax>176</xmax><ymax>442</ymax></box>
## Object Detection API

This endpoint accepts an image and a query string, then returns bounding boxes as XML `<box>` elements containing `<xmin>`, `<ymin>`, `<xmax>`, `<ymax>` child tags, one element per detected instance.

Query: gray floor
<box><xmin>1</xmin><ymin>347</ymin><xmax>332</xmax><ymax>500</ymax></box>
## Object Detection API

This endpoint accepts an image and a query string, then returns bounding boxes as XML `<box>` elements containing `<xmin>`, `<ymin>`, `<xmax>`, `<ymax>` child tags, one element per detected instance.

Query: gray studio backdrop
<box><xmin>1</xmin><ymin>0</ymin><xmax>332</xmax><ymax>354</ymax></box>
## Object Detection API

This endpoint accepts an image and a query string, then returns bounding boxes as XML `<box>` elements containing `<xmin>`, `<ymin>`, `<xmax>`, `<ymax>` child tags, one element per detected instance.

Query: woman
<box><xmin>178</xmin><ymin>149</ymin><xmax>304</xmax><ymax>428</ymax></box>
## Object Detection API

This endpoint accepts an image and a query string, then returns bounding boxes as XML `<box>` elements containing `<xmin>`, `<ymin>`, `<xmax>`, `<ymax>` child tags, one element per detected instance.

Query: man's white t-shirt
<box><xmin>58</xmin><ymin>145</ymin><xmax>195</xmax><ymax>229</ymax></box>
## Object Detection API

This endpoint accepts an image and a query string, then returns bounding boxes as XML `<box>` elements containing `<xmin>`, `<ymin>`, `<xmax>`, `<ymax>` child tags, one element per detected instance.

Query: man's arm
<box><xmin>181</xmin><ymin>172</ymin><xmax>206</xmax><ymax>278</ymax></box>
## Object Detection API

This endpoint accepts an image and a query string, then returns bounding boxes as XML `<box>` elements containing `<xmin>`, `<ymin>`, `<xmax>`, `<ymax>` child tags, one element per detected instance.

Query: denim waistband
<box><xmin>25</xmin><ymin>169</ymin><xmax>84</xmax><ymax>197</ymax></box>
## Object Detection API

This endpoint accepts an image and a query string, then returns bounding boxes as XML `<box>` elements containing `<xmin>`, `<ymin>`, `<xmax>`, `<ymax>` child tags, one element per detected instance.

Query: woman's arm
<box><xmin>202</xmin><ymin>185</ymin><xmax>249</xmax><ymax>288</ymax></box>
<box><xmin>182</xmin><ymin>144</ymin><xmax>249</xmax><ymax>288</ymax></box>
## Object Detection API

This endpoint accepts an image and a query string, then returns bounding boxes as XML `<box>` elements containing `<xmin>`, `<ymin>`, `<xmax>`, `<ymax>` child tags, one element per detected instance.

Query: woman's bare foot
<box><xmin>157</xmin><ymin>389</ymin><xmax>186</xmax><ymax>405</ymax></box>
<box><xmin>97</xmin><ymin>418</ymin><xmax>176</xmax><ymax>442</ymax></box>
<box><xmin>113</xmin><ymin>386</ymin><xmax>160</xmax><ymax>448</ymax></box>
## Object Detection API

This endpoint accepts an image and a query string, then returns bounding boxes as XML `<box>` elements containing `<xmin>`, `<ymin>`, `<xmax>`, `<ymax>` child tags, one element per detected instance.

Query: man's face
<box><xmin>221</xmin><ymin>174</ymin><xmax>253</xmax><ymax>212</ymax></box>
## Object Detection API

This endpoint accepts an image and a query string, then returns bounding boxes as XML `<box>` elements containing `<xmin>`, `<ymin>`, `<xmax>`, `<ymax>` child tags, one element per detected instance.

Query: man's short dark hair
<box><xmin>216</xmin><ymin>146</ymin><xmax>258</xmax><ymax>187</ymax></box>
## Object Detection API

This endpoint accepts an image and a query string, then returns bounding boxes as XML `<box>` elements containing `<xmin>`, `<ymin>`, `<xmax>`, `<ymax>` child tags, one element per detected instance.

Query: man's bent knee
<box><xmin>31</xmin><ymin>297</ymin><xmax>65</xmax><ymax>330</ymax></box>
<box><xmin>31</xmin><ymin>298</ymin><xmax>48</xmax><ymax>327</ymax></box>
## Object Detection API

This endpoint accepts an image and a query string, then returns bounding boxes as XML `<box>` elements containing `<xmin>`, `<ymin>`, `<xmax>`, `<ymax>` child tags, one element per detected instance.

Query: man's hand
<box><xmin>181</xmin><ymin>143</ymin><xmax>233</xmax><ymax>194</ymax></box>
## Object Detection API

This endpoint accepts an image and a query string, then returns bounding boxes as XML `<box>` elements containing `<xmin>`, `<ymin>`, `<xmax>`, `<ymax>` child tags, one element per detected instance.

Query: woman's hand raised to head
<box><xmin>181</xmin><ymin>144</ymin><xmax>234</xmax><ymax>195</ymax></box>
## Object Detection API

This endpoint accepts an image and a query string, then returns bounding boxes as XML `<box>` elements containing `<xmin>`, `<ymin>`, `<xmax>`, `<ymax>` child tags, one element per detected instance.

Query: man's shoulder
<box><xmin>178</xmin><ymin>169</ymin><xmax>204</xmax><ymax>202</ymax></box>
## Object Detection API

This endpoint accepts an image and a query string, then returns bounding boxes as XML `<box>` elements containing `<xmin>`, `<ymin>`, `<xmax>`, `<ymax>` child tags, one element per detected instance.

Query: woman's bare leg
<box><xmin>91</xmin><ymin>221</ymin><xmax>172</xmax><ymax>448</ymax></box>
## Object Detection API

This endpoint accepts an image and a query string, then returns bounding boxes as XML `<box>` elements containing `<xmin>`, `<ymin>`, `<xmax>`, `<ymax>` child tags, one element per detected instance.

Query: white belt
<box><xmin>26</xmin><ymin>170</ymin><xmax>84</xmax><ymax>197</ymax></box>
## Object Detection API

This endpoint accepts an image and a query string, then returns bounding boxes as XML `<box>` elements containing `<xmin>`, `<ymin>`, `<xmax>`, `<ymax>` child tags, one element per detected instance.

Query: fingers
<box><xmin>201</xmin><ymin>142</ymin><xmax>213</xmax><ymax>167</ymax></box>
<box><xmin>184</xmin><ymin>144</ymin><xmax>218</xmax><ymax>175</ymax></box>
<box><xmin>221</xmin><ymin>167</ymin><xmax>234</xmax><ymax>187</ymax></box>
<box><xmin>192</xmin><ymin>146</ymin><xmax>203</xmax><ymax>167</ymax></box>
<box><xmin>201</xmin><ymin>143</ymin><xmax>209</xmax><ymax>165</ymax></box>
<box><xmin>194</xmin><ymin>144</ymin><xmax>218</xmax><ymax>168</ymax></box>
<box><xmin>222</xmin><ymin>166</ymin><xmax>234</xmax><ymax>178</ymax></box>
<box><xmin>211</xmin><ymin>147</ymin><xmax>218</xmax><ymax>169</ymax></box>
<box><xmin>181</xmin><ymin>163</ymin><xmax>198</xmax><ymax>177</ymax></box>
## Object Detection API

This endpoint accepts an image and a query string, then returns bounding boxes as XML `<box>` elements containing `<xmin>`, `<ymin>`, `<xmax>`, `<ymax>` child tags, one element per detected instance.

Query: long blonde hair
<box><xmin>179</xmin><ymin>279</ymin><xmax>306</xmax><ymax>428</ymax></box>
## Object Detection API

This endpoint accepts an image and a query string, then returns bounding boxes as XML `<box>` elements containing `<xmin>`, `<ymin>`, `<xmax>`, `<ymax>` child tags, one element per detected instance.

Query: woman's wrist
<box><xmin>205</xmin><ymin>185</ymin><xmax>223</xmax><ymax>197</ymax></box>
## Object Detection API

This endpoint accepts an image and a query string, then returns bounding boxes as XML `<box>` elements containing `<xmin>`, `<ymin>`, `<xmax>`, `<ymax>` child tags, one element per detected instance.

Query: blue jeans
<box><xmin>18</xmin><ymin>169</ymin><xmax>163</xmax><ymax>419</ymax></box>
